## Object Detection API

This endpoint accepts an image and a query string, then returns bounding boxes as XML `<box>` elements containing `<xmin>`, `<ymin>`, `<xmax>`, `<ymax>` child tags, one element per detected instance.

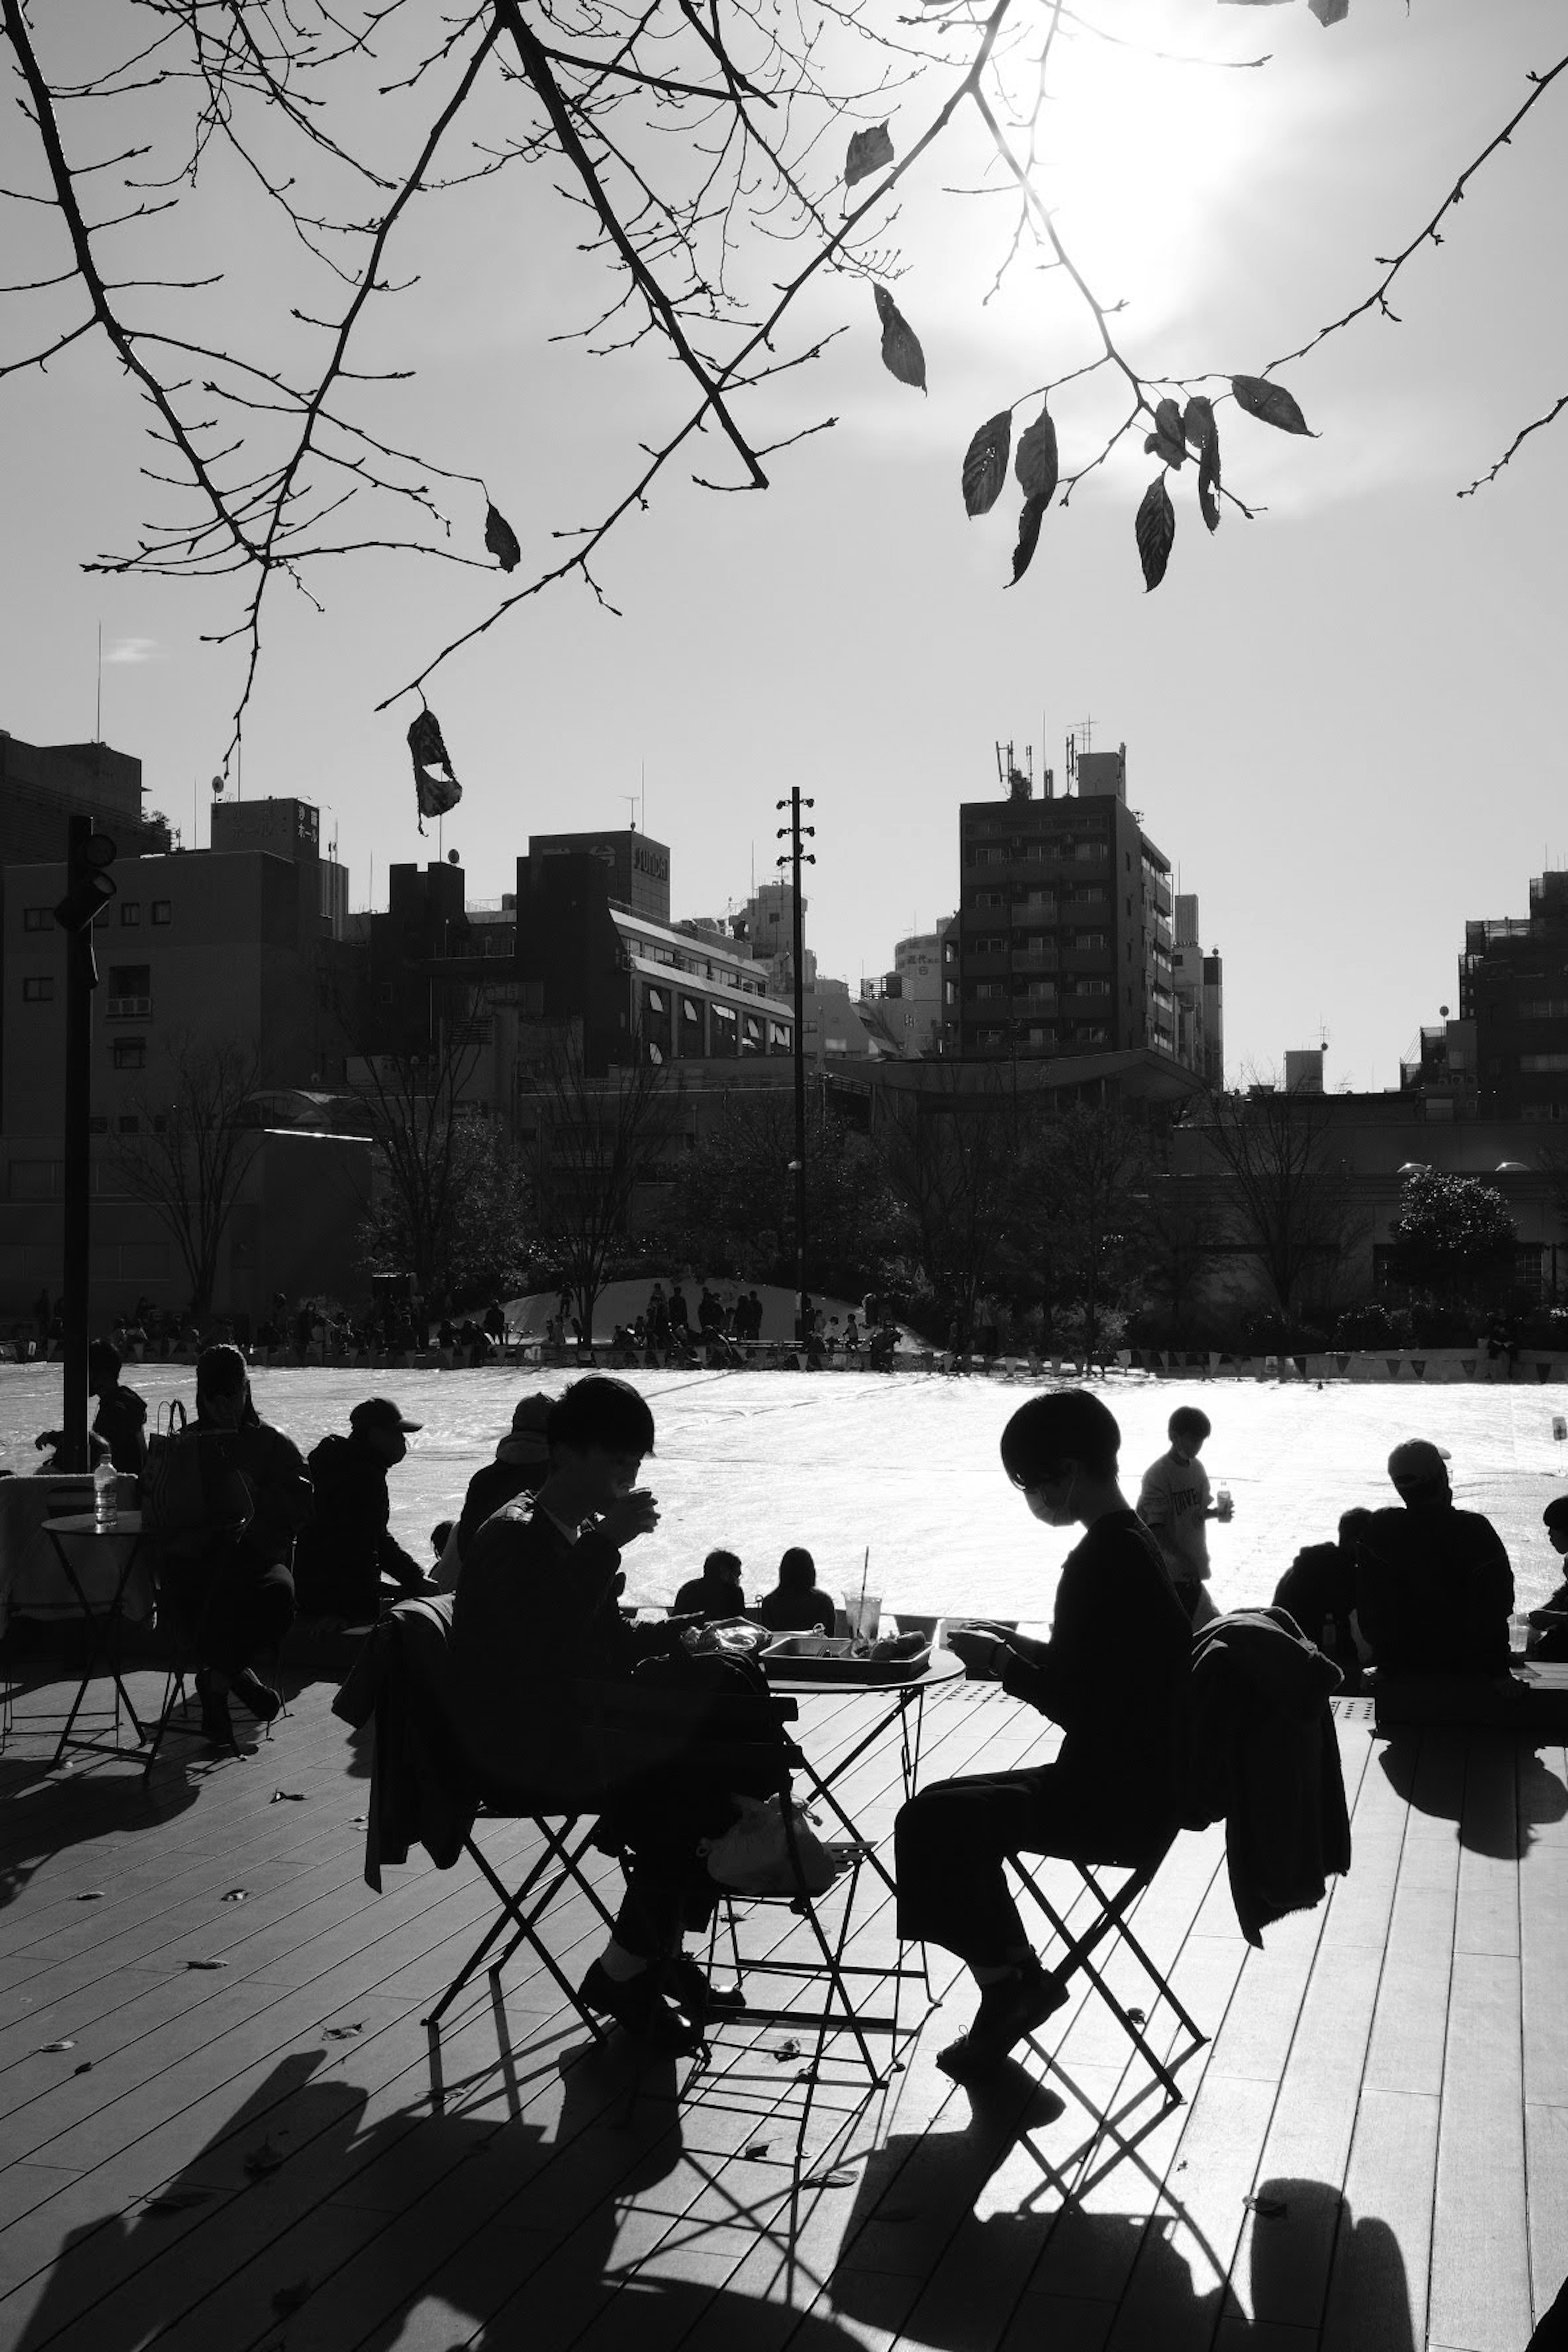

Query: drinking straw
<box><xmin>855</xmin><ymin>1547</ymin><xmax>869</xmax><ymax>1629</ymax></box>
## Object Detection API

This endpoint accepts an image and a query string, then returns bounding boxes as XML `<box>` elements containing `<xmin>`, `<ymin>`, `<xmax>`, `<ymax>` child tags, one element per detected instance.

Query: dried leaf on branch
<box><xmin>1144</xmin><ymin>397</ymin><xmax>1187</xmax><ymax>469</ymax></box>
<box><xmin>1008</xmin><ymin>493</ymin><xmax>1050</xmax><ymax>587</ymax></box>
<box><xmin>408</xmin><ymin>707</ymin><xmax>463</xmax><ymax>832</ymax></box>
<box><xmin>1013</xmin><ymin>401</ymin><xmax>1059</xmax><ymax>505</ymax></box>
<box><xmin>484</xmin><ymin>504</ymin><xmax>521</xmax><ymax>572</ymax></box>
<box><xmin>1231</xmin><ymin>375</ymin><xmax>1315</xmax><ymax>437</ymax></box>
<box><xmin>873</xmin><ymin>286</ymin><xmax>927</xmax><ymax>394</ymax></box>
<box><xmin>1136</xmin><ymin>475</ymin><xmax>1175</xmax><ymax>592</ymax></box>
<box><xmin>844</xmin><ymin>124</ymin><xmax>894</xmax><ymax>189</ymax></box>
<box><xmin>961</xmin><ymin>411</ymin><xmax>1012</xmax><ymax>518</ymax></box>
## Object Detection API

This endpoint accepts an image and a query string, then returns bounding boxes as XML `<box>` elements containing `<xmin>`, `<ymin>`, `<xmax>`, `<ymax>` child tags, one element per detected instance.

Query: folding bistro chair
<box><xmin>1003</xmin><ymin>1836</ymin><xmax>1208</xmax><ymax>2104</ymax></box>
<box><xmin>338</xmin><ymin>1600</ymin><xmax>624</xmax><ymax>2054</ymax></box>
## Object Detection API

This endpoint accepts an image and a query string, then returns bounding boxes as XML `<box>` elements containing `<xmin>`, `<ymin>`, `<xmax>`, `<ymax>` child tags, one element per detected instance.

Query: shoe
<box><xmin>1529</xmin><ymin>1583</ymin><xmax>1568</xmax><ymax>1629</ymax></box>
<box><xmin>581</xmin><ymin>1959</ymin><xmax>707</xmax><ymax>2054</ymax></box>
<box><xmin>230</xmin><ymin>1668</ymin><xmax>282</xmax><ymax>1722</ymax></box>
<box><xmin>194</xmin><ymin>1670</ymin><xmax>235</xmax><ymax>1747</ymax></box>
<box><xmin>662</xmin><ymin>1952</ymin><xmax>745</xmax><ymax>2022</ymax></box>
<box><xmin>935</xmin><ymin>1962</ymin><xmax>1069</xmax><ymax>2080</ymax></box>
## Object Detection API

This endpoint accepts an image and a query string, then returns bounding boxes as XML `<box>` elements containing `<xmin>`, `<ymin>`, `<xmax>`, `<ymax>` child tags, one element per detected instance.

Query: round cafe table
<box><xmin>38</xmin><ymin>1511</ymin><xmax>151</xmax><ymax>1765</ymax></box>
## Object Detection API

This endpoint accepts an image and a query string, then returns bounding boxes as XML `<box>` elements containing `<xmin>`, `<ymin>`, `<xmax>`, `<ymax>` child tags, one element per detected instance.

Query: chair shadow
<box><xmin>0</xmin><ymin>1750</ymin><xmax>200</xmax><ymax>1911</ymax></box>
<box><xmin>1378</xmin><ymin>1730</ymin><xmax>1568</xmax><ymax>1859</ymax></box>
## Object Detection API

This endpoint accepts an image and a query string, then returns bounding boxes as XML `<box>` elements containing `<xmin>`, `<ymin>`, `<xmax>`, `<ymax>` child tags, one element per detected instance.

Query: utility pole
<box><xmin>776</xmin><ymin>788</ymin><xmax>815</xmax><ymax>1345</ymax></box>
<box><xmin>53</xmin><ymin>816</ymin><xmax>118</xmax><ymax>1471</ymax></box>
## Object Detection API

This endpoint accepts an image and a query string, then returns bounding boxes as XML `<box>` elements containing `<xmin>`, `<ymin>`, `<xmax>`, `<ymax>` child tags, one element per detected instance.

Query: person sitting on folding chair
<box><xmin>154</xmin><ymin>1344</ymin><xmax>314</xmax><ymax>1744</ymax></box>
<box><xmin>451</xmin><ymin>1374</ymin><xmax>779</xmax><ymax>2055</ymax></box>
<box><xmin>894</xmin><ymin>1388</ymin><xmax>1192</xmax><ymax>2079</ymax></box>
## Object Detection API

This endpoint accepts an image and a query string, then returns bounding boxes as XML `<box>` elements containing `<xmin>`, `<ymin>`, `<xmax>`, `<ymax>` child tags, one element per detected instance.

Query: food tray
<box><xmin>761</xmin><ymin>1634</ymin><xmax>932</xmax><ymax>1684</ymax></box>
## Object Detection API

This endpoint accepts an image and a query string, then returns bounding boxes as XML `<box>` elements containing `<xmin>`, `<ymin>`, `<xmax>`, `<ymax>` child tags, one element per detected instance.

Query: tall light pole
<box><xmin>776</xmin><ymin>789</ymin><xmax>815</xmax><ymax>1343</ymax></box>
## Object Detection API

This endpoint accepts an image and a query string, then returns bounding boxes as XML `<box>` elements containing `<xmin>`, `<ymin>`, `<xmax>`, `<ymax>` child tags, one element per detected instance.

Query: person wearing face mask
<box><xmin>893</xmin><ymin>1388</ymin><xmax>1192</xmax><ymax>2079</ymax></box>
<box><xmin>292</xmin><ymin>1397</ymin><xmax>432</xmax><ymax>1621</ymax></box>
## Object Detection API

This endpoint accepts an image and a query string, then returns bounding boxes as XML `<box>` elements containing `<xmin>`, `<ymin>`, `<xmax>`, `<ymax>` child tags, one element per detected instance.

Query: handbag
<box><xmin>703</xmin><ymin>1791</ymin><xmax>836</xmax><ymax>1896</ymax></box>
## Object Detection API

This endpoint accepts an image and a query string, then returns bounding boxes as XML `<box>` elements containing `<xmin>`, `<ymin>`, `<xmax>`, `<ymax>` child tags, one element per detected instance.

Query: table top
<box><xmin>763</xmin><ymin>1645</ymin><xmax>967</xmax><ymax>1696</ymax></box>
<box><xmin>45</xmin><ymin>1510</ymin><xmax>145</xmax><ymax>1536</ymax></box>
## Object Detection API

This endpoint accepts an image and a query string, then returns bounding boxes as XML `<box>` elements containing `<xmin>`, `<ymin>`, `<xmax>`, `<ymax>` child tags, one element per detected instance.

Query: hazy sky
<box><xmin>3</xmin><ymin>0</ymin><xmax>1565</xmax><ymax>1090</ymax></box>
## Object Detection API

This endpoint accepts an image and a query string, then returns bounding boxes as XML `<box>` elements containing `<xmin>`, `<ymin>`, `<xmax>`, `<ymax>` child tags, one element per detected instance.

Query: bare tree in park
<box><xmin>2</xmin><ymin>3</ymin><xmax>1563</xmax><ymax>741</ymax></box>
<box><xmin>521</xmin><ymin>1028</ymin><xmax>674</xmax><ymax>1342</ymax></box>
<box><xmin>116</xmin><ymin>1034</ymin><xmax>263</xmax><ymax>1318</ymax></box>
<box><xmin>1194</xmin><ymin>1078</ymin><xmax>1362</xmax><ymax>1330</ymax></box>
<box><xmin>343</xmin><ymin>982</ymin><xmax>496</xmax><ymax>1303</ymax></box>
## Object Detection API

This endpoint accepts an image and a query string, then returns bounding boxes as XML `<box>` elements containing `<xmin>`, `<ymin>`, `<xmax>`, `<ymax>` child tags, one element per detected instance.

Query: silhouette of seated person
<box><xmin>894</xmin><ymin>1388</ymin><xmax>1191</xmax><ymax>2078</ymax></box>
<box><xmin>755</xmin><ymin>1546</ymin><xmax>838</xmax><ymax>1635</ymax></box>
<box><xmin>1272</xmin><ymin>1506</ymin><xmax>1374</xmax><ymax>1682</ymax></box>
<box><xmin>670</xmin><ymin>1546</ymin><xmax>747</xmax><ymax>1621</ymax></box>
<box><xmin>1356</xmin><ymin>1438</ymin><xmax>1514</xmax><ymax>1678</ymax></box>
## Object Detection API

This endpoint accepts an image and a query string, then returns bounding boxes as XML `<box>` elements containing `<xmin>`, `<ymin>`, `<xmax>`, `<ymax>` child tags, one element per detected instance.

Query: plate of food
<box><xmin>760</xmin><ymin>1630</ymin><xmax>931</xmax><ymax>1683</ymax></box>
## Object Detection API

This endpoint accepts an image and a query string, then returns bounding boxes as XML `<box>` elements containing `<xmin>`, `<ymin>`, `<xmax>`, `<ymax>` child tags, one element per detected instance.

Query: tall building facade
<box><xmin>1172</xmin><ymin>893</ymin><xmax>1224</xmax><ymax>1091</ymax></box>
<box><xmin>1459</xmin><ymin>869</ymin><xmax>1568</xmax><ymax>1120</ymax></box>
<box><xmin>947</xmin><ymin>741</ymin><xmax>1183</xmax><ymax>1064</ymax></box>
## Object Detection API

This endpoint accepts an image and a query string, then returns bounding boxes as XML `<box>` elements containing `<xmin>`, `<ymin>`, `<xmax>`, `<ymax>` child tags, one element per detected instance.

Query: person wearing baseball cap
<box><xmin>292</xmin><ymin>1396</ymin><xmax>430</xmax><ymax>1621</ymax></box>
<box><xmin>1528</xmin><ymin>1497</ymin><xmax>1568</xmax><ymax>1638</ymax></box>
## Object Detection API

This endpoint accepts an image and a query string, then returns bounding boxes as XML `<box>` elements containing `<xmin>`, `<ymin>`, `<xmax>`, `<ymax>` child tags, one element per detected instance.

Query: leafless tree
<box><xmin>2</xmin><ymin>3</ymin><xmax>1562</xmax><ymax>738</ymax></box>
<box><xmin>1189</xmin><ymin>1078</ymin><xmax>1363</xmax><ymax>1327</ymax></box>
<box><xmin>340</xmin><ymin>980</ymin><xmax>495</xmax><ymax>1303</ymax></box>
<box><xmin>520</xmin><ymin>1024</ymin><xmax>674</xmax><ymax>1340</ymax></box>
<box><xmin>116</xmin><ymin>1033</ymin><xmax>262</xmax><ymax>1317</ymax></box>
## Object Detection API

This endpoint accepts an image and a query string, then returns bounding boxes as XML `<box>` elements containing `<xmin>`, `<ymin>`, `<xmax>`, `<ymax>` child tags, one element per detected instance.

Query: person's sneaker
<box><xmin>936</xmin><ymin>1962</ymin><xmax>1069</xmax><ymax>2080</ymax></box>
<box><xmin>1529</xmin><ymin>1583</ymin><xmax>1568</xmax><ymax>1630</ymax></box>
<box><xmin>581</xmin><ymin>1959</ymin><xmax>707</xmax><ymax>2054</ymax></box>
<box><xmin>662</xmin><ymin>1952</ymin><xmax>745</xmax><ymax>2022</ymax></box>
<box><xmin>230</xmin><ymin>1668</ymin><xmax>282</xmax><ymax>1722</ymax></box>
<box><xmin>194</xmin><ymin>1670</ymin><xmax>235</xmax><ymax>1747</ymax></box>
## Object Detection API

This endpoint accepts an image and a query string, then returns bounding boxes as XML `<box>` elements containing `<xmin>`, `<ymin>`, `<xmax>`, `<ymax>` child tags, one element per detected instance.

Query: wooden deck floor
<box><xmin>0</xmin><ymin>1659</ymin><xmax>1564</xmax><ymax>2352</ymax></box>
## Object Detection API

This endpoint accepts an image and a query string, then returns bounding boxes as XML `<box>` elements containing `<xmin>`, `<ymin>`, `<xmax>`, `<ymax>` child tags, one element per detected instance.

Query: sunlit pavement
<box><xmin>5</xmin><ymin>1361</ymin><xmax>1566</xmax><ymax>1622</ymax></box>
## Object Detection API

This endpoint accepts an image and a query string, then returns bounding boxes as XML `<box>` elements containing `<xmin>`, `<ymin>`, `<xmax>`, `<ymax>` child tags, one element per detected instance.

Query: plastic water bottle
<box><xmin>93</xmin><ymin>1459</ymin><xmax>118</xmax><ymax>1532</ymax></box>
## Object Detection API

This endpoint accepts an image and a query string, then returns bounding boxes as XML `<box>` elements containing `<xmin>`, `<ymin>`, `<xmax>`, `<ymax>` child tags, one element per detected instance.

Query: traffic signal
<box><xmin>53</xmin><ymin>829</ymin><xmax>118</xmax><ymax>933</ymax></box>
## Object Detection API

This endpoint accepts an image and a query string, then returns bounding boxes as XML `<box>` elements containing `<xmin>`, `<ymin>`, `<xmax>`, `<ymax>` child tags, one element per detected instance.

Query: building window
<box><xmin>1521</xmin><ymin>1053</ymin><xmax>1568</xmax><ymax>1074</ymax></box>
<box><xmin>151</xmin><ymin>900</ymin><xmax>173</xmax><ymax>926</ymax></box>
<box><xmin>117</xmin><ymin>1114</ymin><xmax>140</xmax><ymax>1134</ymax></box>
<box><xmin>23</xmin><ymin>906</ymin><xmax>51</xmax><ymax>932</ymax></box>
<box><xmin>120</xmin><ymin>902</ymin><xmax>141</xmax><ymax>927</ymax></box>
<box><xmin>112</xmin><ymin>1038</ymin><xmax>147</xmax><ymax>1071</ymax></box>
<box><xmin>22</xmin><ymin>976</ymin><xmax>54</xmax><ymax>1002</ymax></box>
<box><xmin>89</xmin><ymin>1115</ymin><xmax>109</xmax><ymax>1134</ymax></box>
<box><xmin>108</xmin><ymin>964</ymin><xmax>151</xmax><ymax>995</ymax></box>
<box><xmin>646</xmin><ymin>987</ymin><xmax>666</xmax><ymax>1013</ymax></box>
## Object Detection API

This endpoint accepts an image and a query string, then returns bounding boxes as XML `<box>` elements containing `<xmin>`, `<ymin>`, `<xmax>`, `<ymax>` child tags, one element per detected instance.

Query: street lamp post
<box><xmin>776</xmin><ymin>788</ymin><xmax>815</xmax><ymax>1344</ymax></box>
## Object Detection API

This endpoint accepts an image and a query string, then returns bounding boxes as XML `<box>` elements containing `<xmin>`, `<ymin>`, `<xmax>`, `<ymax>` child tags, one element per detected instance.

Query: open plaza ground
<box><xmin>5</xmin><ymin>1363</ymin><xmax>1568</xmax><ymax>1623</ymax></box>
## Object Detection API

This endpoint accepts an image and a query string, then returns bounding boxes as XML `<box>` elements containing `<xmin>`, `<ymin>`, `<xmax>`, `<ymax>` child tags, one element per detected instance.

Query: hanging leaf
<box><xmin>1135</xmin><ymin>475</ymin><xmax>1175</xmax><ymax>592</ymax></box>
<box><xmin>484</xmin><ymin>503</ymin><xmax>521</xmax><ymax>572</ymax></box>
<box><xmin>1183</xmin><ymin>395</ymin><xmax>1217</xmax><ymax>457</ymax></box>
<box><xmin>1231</xmin><ymin>374</ymin><xmax>1314</xmax><ymax>437</ymax></box>
<box><xmin>1145</xmin><ymin>397</ymin><xmax>1186</xmax><ymax>469</ymax></box>
<box><xmin>1013</xmin><ymin>400</ymin><xmax>1058</xmax><ymax>504</ymax></box>
<box><xmin>1308</xmin><ymin>0</ymin><xmax>1350</xmax><ymax>23</ymax></box>
<box><xmin>1007</xmin><ymin>493</ymin><xmax>1049</xmax><ymax>587</ymax></box>
<box><xmin>844</xmin><ymin>124</ymin><xmax>894</xmax><ymax>189</ymax></box>
<box><xmin>406</xmin><ymin>709</ymin><xmax>462</xmax><ymax>835</ymax></box>
<box><xmin>1197</xmin><ymin>430</ymin><xmax>1222</xmax><ymax>534</ymax></box>
<box><xmin>961</xmin><ymin>411</ymin><xmax>1012</xmax><ymax>518</ymax></box>
<box><xmin>873</xmin><ymin>285</ymin><xmax>926</xmax><ymax>394</ymax></box>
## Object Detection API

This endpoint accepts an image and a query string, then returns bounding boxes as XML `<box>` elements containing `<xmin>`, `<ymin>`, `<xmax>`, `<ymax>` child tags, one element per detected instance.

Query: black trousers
<box><xmin>163</xmin><ymin>1539</ymin><xmax>294</xmax><ymax>1680</ymax></box>
<box><xmin>894</xmin><ymin>1763</ymin><xmax>1165</xmax><ymax>1965</ymax></box>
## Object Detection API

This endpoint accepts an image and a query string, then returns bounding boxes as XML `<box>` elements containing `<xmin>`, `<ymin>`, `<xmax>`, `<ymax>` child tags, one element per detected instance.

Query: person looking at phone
<box><xmin>894</xmin><ymin>1388</ymin><xmax>1192</xmax><ymax>2079</ymax></box>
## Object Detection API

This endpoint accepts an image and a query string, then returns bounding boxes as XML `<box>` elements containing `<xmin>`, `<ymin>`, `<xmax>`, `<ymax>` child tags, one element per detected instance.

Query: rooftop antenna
<box><xmin>95</xmin><ymin>622</ymin><xmax>102</xmax><ymax>743</ymax></box>
<box><xmin>995</xmin><ymin>739</ymin><xmax>1033</xmax><ymax>800</ymax></box>
<box><xmin>621</xmin><ymin>793</ymin><xmax>638</xmax><ymax>831</ymax></box>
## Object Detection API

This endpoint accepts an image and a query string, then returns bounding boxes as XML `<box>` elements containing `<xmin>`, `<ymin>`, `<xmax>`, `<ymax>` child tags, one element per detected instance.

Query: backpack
<box><xmin>143</xmin><ymin>1403</ymin><xmax>256</xmax><ymax>1559</ymax></box>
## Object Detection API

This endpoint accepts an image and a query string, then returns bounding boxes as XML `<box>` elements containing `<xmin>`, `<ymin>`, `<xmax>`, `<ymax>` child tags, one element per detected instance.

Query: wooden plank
<box><xmin>1427</xmin><ymin>1950</ymin><xmax>1532</xmax><ymax>2352</ymax></box>
<box><xmin>1454</xmin><ymin>1736</ymin><xmax>1523</xmax><ymax>1958</ymax></box>
<box><xmin>1520</xmin><ymin>1855</ymin><xmax>1568</xmax><ymax>2107</ymax></box>
<box><xmin>1319</xmin><ymin>2087</ymin><xmax>1436</xmax><ymax>2352</ymax></box>
<box><xmin>1526</xmin><ymin>2100</ymin><xmax>1568</xmax><ymax>2336</ymax></box>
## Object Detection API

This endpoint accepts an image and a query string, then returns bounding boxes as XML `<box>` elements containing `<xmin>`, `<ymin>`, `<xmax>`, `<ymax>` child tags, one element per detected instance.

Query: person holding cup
<box><xmin>1138</xmin><ymin>1405</ymin><xmax>1228</xmax><ymax>1625</ymax></box>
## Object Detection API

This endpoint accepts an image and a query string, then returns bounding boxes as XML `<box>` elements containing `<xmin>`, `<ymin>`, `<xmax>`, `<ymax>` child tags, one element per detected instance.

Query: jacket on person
<box><xmin>93</xmin><ymin>1383</ymin><xmax>149</xmax><ymax>1474</ymax></box>
<box><xmin>293</xmin><ymin>1431</ymin><xmax>423</xmax><ymax>1611</ymax></box>
<box><xmin>1183</xmin><ymin>1606</ymin><xmax>1351</xmax><ymax>1947</ymax></box>
<box><xmin>147</xmin><ymin>1410</ymin><xmax>312</xmax><ymax>1568</ymax></box>
<box><xmin>333</xmin><ymin>1596</ymin><xmax>477</xmax><ymax>1889</ymax></box>
<box><xmin>450</xmin><ymin>1495</ymin><xmax>686</xmax><ymax>1793</ymax></box>
<box><xmin>1355</xmin><ymin>1500</ymin><xmax>1514</xmax><ymax>1676</ymax></box>
<box><xmin>454</xmin><ymin>1434</ymin><xmax>549</xmax><ymax>1560</ymax></box>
